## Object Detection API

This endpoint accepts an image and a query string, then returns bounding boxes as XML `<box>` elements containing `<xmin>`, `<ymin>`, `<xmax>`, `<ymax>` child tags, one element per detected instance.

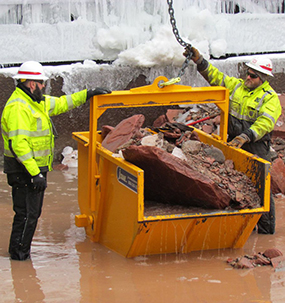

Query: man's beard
<box><xmin>33</xmin><ymin>84</ymin><xmax>44</xmax><ymax>101</ymax></box>
<box><xmin>245</xmin><ymin>79</ymin><xmax>257</xmax><ymax>90</ymax></box>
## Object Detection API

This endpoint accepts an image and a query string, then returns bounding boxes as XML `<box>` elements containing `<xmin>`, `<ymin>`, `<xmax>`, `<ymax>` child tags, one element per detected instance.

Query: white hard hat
<box><xmin>245</xmin><ymin>57</ymin><xmax>274</xmax><ymax>77</ymax></box>
<box><xmin>13</xmin><ymin>61</ymin><xmax>48</xmax><ymax>81</ymax></box>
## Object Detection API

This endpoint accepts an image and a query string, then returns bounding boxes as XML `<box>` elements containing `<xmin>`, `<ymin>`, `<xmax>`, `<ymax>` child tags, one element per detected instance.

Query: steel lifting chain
<box><xmin>160</xmin><ymin>0</ymin><xmax>192</xmax><ymax>87</ymax></box>
<box><xmin>168</xmin><ymin>0</ymin><xmax>193</xmax><ymax>77</ymax></box>
<box><xmin>167</xmin><ymin>0</ymin><xmax>188</xmax><ymax>48</ymax></box>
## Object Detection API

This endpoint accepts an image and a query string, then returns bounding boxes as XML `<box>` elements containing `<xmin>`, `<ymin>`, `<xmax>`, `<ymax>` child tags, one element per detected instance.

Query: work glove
<box><xmin>86</xmin><ymin>87</ymin><xmax>112</xmax><ymax>100</ymax></box>
<box><xmin>228</xmin><ymin>133</ymin><xmax>250</xmax><ymax>149</ymax></box>
<box><xmin>183</xmin><ymin>46</ymin><xmax>203</xmax><ymax>64</ymax></box>
<box><xmin>32</xmin><ymin>173</ymin><xmax>47</xmax><ymax>192</ymax></box>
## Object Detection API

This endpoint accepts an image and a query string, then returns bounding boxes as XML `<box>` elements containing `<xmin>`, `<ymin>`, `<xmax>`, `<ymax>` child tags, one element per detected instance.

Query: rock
<box><xmin>181</xmin><ymin>140</ymin><xmax>202</xmax><ymax>155</ymax></box>
<box><xmin>101</xmin><ymin>125</ymin><xmax>114</xmax><ymax>140</ymax></box>
<box><xmin>202</xmin><ymin>123</ymin><xmax>214</xmax><ymax>134</ymax></box>
<box><xmin>166</xmin><ymin>109</ymin><xmax>184</xmax><ymax>123</ymax></box>
<box><xmin>101</xmin><ymin>114</ymin><xmax>145</xmax><ymax>153</ymax></box>
<box><xmin>141</xmin><ymin>133</ymin><xmax>163</xmax><ymax>148</ymax></box>
<box><xmin>171</xmin><ymin>147</ymin><xmax>187</xmax><ymax>161</ymax></box>
<box><xmin>212</xmin><ymin>115</ymin><xmax>221</xmax><ymax>125</ymax></box>
<box><xmin>102</xmin><ymin>118</ymin><xmax>260</xmax><ymax>210</ymax></box>
<box><xmin>228</xmin><ymin>248</ymin><xmax>284</xmax><ymax>269</ymax></box>
<box><xmin>253</xmin><ymin>253</ymin><xmax>271</xmax><ymax>266</ymax></box>
<box><xmin>224</xmin><ymin>159</ymin><xmax>235</xmax><ymax>171</ymax></box>
<box><xmin>235</xmin><ymin>191</ymin><xmax>244</xmax><ymax>202</ymax></box>
<box><xmin>271</xmin><ymin>256</ymin><xmax>285</xmax><ymax>269</ymax></box>
<box><xmin>152</xmin><ymin>114</ymin><xmax>167</xmax><ymax>128</ymax></box>
<box><xmin>235</xmin><ymin>257</ymin><xmax>256</xmax><ymax>269</ymax></box>
<box><xmin>263</xmin><ymin>248</ymin><xmax>283</xmax><ymax>259</ymax></box>
<box><xmin>204</xmin><ymin>146</ymin><xmax>226</xmax><ymax>164</ymax></box>
<box><xmin>269</xmin><ymin>148</ymin><xmax>279</xmax><ymax>162</ymax></box>
<box><xmin>271</xmin><ymin>157</ymin><xmax>285</xmax><ymax>195</ymax></box>
<box><xmin>122</xmin><ymin>145</ymin><xmax>232</xmax><ymax>209</ymax></box>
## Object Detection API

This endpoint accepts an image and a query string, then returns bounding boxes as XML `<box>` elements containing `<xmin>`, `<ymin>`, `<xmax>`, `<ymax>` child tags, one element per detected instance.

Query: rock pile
<box><xmin>102</xmin><ymin>114</ymin><xmax>261</xmax><ymax>211</ymax></box>
<box><xmin>227</xmin><ymin>248</ymin><xmax>284</xmax><ymax>269</ymax></box>
<box><xmin>160</xmin><ymin>97</ymin><xmax>285</xmax><ymax>196</ymax></box>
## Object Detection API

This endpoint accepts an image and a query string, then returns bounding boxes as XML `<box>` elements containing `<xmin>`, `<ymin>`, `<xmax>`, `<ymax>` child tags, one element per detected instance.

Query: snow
<box><xmin>0</xmin><ymin>0</ymin><xmax>284</xmax><ymax>93</ymax></box>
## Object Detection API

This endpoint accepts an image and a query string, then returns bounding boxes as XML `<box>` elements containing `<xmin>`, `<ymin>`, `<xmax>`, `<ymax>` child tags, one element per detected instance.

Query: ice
<box><xmin>0</xmin><ymin>1</ymin><xmax>284</xmax><ymax>94</ymax></box>
<box><xmin>61</xmin><ymin>147</ymin><xmax>78</xmax><ymax>168</ymax></box>
<box><xmin>0</xmin><ymin>0</ymin><xmax>284</xmax><ymax>65</ymax></box>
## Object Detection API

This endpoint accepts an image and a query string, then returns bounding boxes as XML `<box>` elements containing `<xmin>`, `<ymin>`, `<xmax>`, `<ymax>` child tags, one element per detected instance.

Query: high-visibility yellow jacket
<box><xmin>1</xmin><ymin>86</ymin><xmax>87</xmax><ymax>176</ymax></box>
<box><xmin>199</xmin><ymin>62</ymin><xmax>282</xmax><ymax>143</ymax></box>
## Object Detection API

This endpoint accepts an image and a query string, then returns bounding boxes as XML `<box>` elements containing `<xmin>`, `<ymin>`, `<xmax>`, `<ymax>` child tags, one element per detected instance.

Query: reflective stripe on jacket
<box><xmin>200</xmin><ymin>62</ymin><xmax>282</xmax><ymax>142</ymax></box>
<box><xmin>1</xmin><ymin>87</ymin><xmax>87</xmax><ymax>176</ymax></box>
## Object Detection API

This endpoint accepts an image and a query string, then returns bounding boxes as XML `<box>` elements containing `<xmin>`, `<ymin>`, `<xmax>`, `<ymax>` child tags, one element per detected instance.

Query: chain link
<box><xmin>167</xmin><ymin>0</ymin><xmax>192</xmax><ymax>79</ymax></box>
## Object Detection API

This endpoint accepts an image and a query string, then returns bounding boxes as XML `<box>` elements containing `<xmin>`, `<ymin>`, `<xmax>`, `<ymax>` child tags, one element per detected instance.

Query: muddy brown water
<box><xmin>1</xmin><ymin>169</ymin><xmax>285</xmax><ymax>303</ymax></box>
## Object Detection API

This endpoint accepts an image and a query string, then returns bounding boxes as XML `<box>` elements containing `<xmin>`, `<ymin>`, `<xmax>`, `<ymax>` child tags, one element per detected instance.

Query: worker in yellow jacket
<box><xmin>184</xmin><ymin>47</ymin><xmax>282</xmax><ymax>234</ymax></box>
<box><xmin>1</xmin><ymin>61</ymin><xmax>111</xmax><ymax>260</ymax></box>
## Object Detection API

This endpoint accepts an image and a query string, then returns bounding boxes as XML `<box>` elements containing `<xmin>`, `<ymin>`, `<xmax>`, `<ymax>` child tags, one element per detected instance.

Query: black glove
<box><xmin>32</xmin><ymin>173</ymin><xmax>47</xmax><ymax>192</ymax></box>
<box><xmin>87</xmin><ymin>87</ymin><xmax>112</xmax><ymax>100</ymax></box>
<box><xmin>183</xmin><ymin>46</ymin><xmax>203</xmax><ymax>64</ymax></box>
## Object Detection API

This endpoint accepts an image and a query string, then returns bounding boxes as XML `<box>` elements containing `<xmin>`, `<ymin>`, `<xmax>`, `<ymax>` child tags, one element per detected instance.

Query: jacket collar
<box><xmin>17</xmin><ymin>82</ymin><xmax>43</xmax><ymax>103</ymax></box>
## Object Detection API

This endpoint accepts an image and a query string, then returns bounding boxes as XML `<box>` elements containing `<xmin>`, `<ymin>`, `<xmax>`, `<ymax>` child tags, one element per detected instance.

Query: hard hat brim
<box><xmin>245</xmin><ymin>62</ymin><xmax>274</xmax><ymax>77</ymax></box>
<box><xmin>13</xmin><ymin>74</ymin><xmax>49</xmax><ymax>81</ymax></box>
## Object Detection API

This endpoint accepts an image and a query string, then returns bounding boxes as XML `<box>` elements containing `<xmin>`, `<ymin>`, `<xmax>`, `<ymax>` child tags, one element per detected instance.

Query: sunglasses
<box><xmin>246</xmin><ymin>71</ymin><xmax>259</xmax><ymax>79</ymax></box>
<box><xmin>33</xmin><ymin>80</ymin><xmax>45</xmax><ymax>85</ymax></box>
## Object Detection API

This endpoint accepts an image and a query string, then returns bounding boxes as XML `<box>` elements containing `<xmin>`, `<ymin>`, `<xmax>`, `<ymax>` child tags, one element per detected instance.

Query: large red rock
<box><xmin>122</xmin><ymin>145</ymin><xmax>231</xmax><ymax>209</ymax></box>
<box><xmin>101</xmin><ymin>114</ymin><xmax>145</xmax><ymax>153</ymax></box>
<box><xmin>271</xmin><ymin>157</ymin><xmax>285</xmax><ymax>195</ymax></box>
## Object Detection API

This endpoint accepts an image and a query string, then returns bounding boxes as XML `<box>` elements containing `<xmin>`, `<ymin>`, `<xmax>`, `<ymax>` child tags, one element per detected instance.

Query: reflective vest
<box><xmin>1</xmin><ymin>87</ymin><xmax>87</xmax><ymax>176</ymax></box>
<box><xmin>200</xmin><ymin>63</ymin><xmax>282</xmax><ymax>142</ymax></box>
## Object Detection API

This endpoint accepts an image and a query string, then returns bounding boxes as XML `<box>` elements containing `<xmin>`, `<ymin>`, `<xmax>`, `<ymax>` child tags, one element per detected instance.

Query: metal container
<box><xmin>73</xmin><ymin>76</ymin><xmax>270</xmax><ymax>257</ymax></box>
